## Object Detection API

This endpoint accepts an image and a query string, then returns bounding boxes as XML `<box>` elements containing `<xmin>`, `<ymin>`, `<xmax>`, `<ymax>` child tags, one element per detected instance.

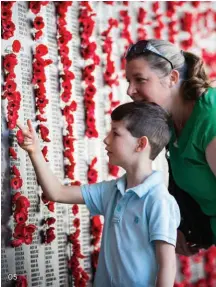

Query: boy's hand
<box><xmin>16</xmin><ymin>120</ymin><xmax>40</xmax><ymax>155</ymax></box>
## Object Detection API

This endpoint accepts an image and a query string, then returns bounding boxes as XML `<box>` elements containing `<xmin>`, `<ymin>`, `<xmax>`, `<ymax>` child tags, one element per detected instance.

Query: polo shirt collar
<box><xmin>116</xmin><ymin>171</ymin><xmax>164</xmax><ymax>198</ymax></box>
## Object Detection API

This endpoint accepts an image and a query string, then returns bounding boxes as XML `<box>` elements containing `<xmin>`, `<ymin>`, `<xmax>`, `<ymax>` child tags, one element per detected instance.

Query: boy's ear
<box><xmin>136</xmin><ymin>136</ymin><xmax>148</xmax><ymax>152</ymax></box>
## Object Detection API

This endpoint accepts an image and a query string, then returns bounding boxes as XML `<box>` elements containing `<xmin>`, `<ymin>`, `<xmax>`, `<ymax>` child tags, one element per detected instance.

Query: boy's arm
<box><xmin>17</xmin><ymin>120</ymin><xmax>84</xmax><ymax>204</ymax></box>
<box><xmin>155</xmin><ymin>240</ymin><xmax>176</xmax><ymax>287</ymax></box>
<box><xmin>29</xmin><ymin>150</ymin><xmax>84</xmax><ymax>204</ymax></box>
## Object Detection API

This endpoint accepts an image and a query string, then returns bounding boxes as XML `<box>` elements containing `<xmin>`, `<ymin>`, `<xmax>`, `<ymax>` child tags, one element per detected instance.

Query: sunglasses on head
<box><xmin>125</xmin><ymin>40</ymin><xmax>174</xmax><ymax>70</ymax></box>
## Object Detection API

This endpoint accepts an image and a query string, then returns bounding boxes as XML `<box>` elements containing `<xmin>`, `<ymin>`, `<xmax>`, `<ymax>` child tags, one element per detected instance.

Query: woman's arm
<box><xmin>155</xmin><ymin>240</ymin><xmax>176</xmax><ymax>287</ymax></box>
<box><xmin>206</xmin><ymin>137</ymin><xmax>216</xmax><ymax>177</ymax></box>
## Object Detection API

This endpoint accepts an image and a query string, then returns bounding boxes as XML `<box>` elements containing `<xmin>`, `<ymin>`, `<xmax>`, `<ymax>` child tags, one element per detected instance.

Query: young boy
<box><xmin>17</xmin><ymin>102</ymin><xmax>180</xmax><ymax>287</ymax></box>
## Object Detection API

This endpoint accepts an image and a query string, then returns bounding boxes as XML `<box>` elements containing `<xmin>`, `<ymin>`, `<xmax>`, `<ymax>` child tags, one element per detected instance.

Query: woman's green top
<box><xmin>169</xmin><ymin>87</ymin><xmax>216</xmax><ymax>243</ymax></box>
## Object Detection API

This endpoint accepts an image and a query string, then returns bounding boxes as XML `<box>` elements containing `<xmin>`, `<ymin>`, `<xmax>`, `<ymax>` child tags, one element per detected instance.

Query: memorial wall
<box><xmin>1</xmin><ymin>1</ymin><xmax>216</xmax><ymax>286</ymax></box>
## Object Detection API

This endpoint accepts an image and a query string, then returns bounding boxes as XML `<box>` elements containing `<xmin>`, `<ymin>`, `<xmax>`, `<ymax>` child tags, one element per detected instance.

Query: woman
<box><xmin>125</xmin><ymin>39</ymin><xmax>216</xmax><ymax>256</ymax></box>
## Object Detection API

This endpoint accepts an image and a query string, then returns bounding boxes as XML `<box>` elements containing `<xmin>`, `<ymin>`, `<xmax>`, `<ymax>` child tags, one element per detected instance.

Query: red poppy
<box><xmin>16</xmin><ymin>196</ymin><xmax>30</xmax><ymax>210</ymax></box>
<box><xmin>72</xmin><ymin>204</ymin><xmax>79</xmax><ymax>215</ymax></box>
<box><xmin>41</xmin><ymin>146</ymin><xmax>48</xmax><ymax>161</ymax></box>
<box><xmin>16</xmin><ymin>129</ymin><xmax>24</xmax><ymax>144</ymax></box>
<box><xmin>36</xmin><ymin>44</ymin><xmax>48</xmax><ymax>57</ymax></box>
<box><xmin>9</xmin><ymin>147</ymin><xmax>17</xmax><ymax>159</ymax></box>
<box><xmin>73</xmin><ymin>218</ymin><xmax>80</xmax><ymax>228</ymax></box>
<box><xmin>11</xmin><ymin>177</ymin><xmax>23</xmax><ymax>190</ymax></box>
<box><xmin>29</xmin><ymin>1</ymin><xmax>42</xmax><ymax>14</ymax></box>
<box><xmin>12</xmin><ymin>40</ymin><xmax>21</xmax><ymax>53</ymax></box>
<box><xmin>46</xmin><ymin>217</ymin><xmax>56</xmax><ymax>226</ymax></box>
<box><xmin>1</xmin><ymin>8</ymin><xmax>12</xmax><ymax>20</ymax></box>
<box><xmin>11</xmin><ymin>239</ymin><xmax>23</xmax><ymax>247</ymax></box>
<box><xmin>34</xmin><ymin>30</ymin><xmax>43</xmax><ymax>40</ymax></box>
<box><xmin>46</xmin><ymin>227</ymin><xmax>56</xmax><ymax>243</ymax></box>
<box><xmin>3</xmin><ymin>54</ymin><xmax>18</xmax><ymax>72</ymax></box>
<box><xmin>61</xmin><ymin>91</ymin><xmax>71</xmax><ymax>103</ymax></box>
<box><xmin>33</xmin><ymin>16</ymin><xmax>45</xmax><ymax>30</ymax></box>
<box><xmin>39</xmin><ymin>124</ymin><xmax>50</xmax><ymax>142</ymax></box>
<box><xmin>87</xmin><ymin>168</ymin><xmax>98</xmax><ymax>184</ymax></box>
<box><xmin>47</xmin><ymin>201</ymin><xmax>55</xmax><ymax>212</ymax></box>
<box><xmin>41</xmin><ymin>193</ymin><xmax>49</xmax><ymax>204</ymax></box>
<box><xmin>14</xmin><ymin>210</ymin><xmax>28</xmax><ymax>224</ymax></box>
<box><xmin>81</xmin><ymin>42</ymin><xmax>97</xmax><ymax>59</ymax></box>
<box><xmin>4</xmin><ymin>80</ymin><xmax>17</xmax><ymax>92</ymax></box>
<box><xmin>108</xmin><ymin>164</ymin><xmax>119</xmax><ymax>177</ymax></box>
<box><xmin>12</xmin><ymin>165</ymin><xmax>20</xmax><ymax>177</ymax></box>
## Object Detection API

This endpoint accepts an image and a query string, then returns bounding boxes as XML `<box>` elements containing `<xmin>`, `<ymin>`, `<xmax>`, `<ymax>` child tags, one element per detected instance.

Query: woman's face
<box><xmin>126</xmin><ymin>57</ymin><xmax>172</xmax><ymax>108</ymax></box>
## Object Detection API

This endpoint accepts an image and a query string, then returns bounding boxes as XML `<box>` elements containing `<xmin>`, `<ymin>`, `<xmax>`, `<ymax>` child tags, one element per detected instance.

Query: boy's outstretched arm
<box><xmin>155</xmin><ymin>240</ymin><xmax>176</xmax><ymax>287</ymax></box>
<box><xmin>16</xmin><ymin>120</ymin><xmax>84</xmax><ymax>204</ymax></box>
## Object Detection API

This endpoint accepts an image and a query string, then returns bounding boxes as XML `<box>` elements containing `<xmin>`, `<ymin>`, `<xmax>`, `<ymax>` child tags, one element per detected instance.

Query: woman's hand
<box><xmin>176</xmin><ymin>230</ymin><xmax>200</xmax><ymax>256</ymax></box>
<box><xmin>16</xmin><ymin>119</ymin><xmax>40</xmax><ymax>155</ymax></box>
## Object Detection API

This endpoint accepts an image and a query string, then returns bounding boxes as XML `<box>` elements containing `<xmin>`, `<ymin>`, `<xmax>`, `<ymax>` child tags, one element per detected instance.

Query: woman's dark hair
<box><xmin>111</xmin><ymin>101</ymin><xmax>171</xmax><ymax>160</ymax></box>
<box><xmin>126</xmin><ymin>39</ymin><xmax>212</xmax><ymax>101</ymax></box>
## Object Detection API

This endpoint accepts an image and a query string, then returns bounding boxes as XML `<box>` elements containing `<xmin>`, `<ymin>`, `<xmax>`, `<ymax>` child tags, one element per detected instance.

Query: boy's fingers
<box><xmin>27</xmin><ymin>119</ymin><xmax>34</xmax><ymax>132</ymax></box>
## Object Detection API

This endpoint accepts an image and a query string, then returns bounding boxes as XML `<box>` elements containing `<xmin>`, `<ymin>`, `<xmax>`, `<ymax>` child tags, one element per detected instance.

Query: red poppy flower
<box><xmin>16</xmin><ymin>196</ymin><xmax>30</xmax><ymax>210</ymax></box>
<box><xmin>11</xmin><ymin>238</ymin><xmax>23</xmax><ymax>247</ymax></box>
<box><xmin>61</xmin><ymin>91</ymin><xmax>71</xmax><ymax>103</ymax></box>
<box><xmin>9</xmin><ymin>147</ymin><xmax>17</xmax><ymax>159</ymax></box>
<box><xmin>4</xmin><ymin>80</ymin><xmax>17</xmax><ymax>92</ymax></box>
<box><xmin>59</xmin><ymin>45</ymin><xmax>69</xmax><ymax>56</ymax></box>
<box><xmin>47</xmin><ymin>201</ymin><xmax>55</xmax><ymax>212</ymax></box>
<box><xmin>87</xmin><ymin>168</ymin><xmax>98</xmax><ymax>184</ymax></box>
<box><xmin>26</xmin><ymin>224</ymin><xmax>36</xmax><ymax>234</ymax></box>
<box><xmin>72</xmin><ymin>204</ymin><xmax>79</xmax><ymax>215</ymax></box>
<box><xmin>34</xmin><ymin>30</ymin><xmax>43</xmax><ymax>40</ymax></box>
<box><xmin>85</xmin><ymin>84</ymin><xmax>96</xmax><ymax>97</ymax></box>
<box><xmin>73</xmin><ymin>218</ymin><xmax>80</xmax><ymax>228</ymax></box>
<box><xmin>12</xmin><ymin>40</ymin><xmax>21</xmax><ymax>53</ymax></box>
<box><xmin>36</xmin><ymin>44</ymin><xmax>48</xmax><ymax>57</ymax></box>
<box><xmin>46</xmin><ymin>217</ymin><xmax>56</xmax><ymax>226</ymax></box>
<box><xmin>41</xmin><ymin>193</ymin><xmax>49</xmax><ymax>204</ymax></box>
<box><xmin>85</xmin><ymin>128</ymin><xmax>98</xmax><ymax>139</ymax></box>
<box><xmin>2</xmin><ymin>20</ymin><xmax>15</xmax><ymax>32</ymax></box>
<box><xmin>1</xmin><ymin>2</ymin><xmax>14</xmax><ymax>9</ymax></box>
<box><xmin>14</xmin><ymin>210</ymin><xmax>28</xmax><ymax>224</ymax></box>
<box><xmin>11</xmin><ymin>177</ymin><xmax>23</xmax><ymax>190</ymax></box>
<box><xmin>81</xmin><ymin>42</ymin><xmax>97</xmax><ymax>59</ymax></box>
<box><xmin>29</xmin><ymin>1</ymin><xmax>42</xmax><ymax>14</ymax></box>
<box><xmin>16</xmin><ymin>129</ymin><xmax>24</xmax><ymax>144</ymax></box>
<box><xmin>46</xmin><ymin>227</ymin><xmax>56</xmax><ymax>243</ymax></box>
<box><xmin>1</xmin><ymin>8</ymin><xmax>12</xmax><ymax>20</ymax></box>
<box><xmin>108</xmin><ymin>164</ymin><xmax>119</xmax><ymax>177</ymax></box>
<box><xmin>12</xmin><ymin>165</ymin><xmax>20</xmax><ymax>177</ymax></box>
<box><xmin>84</xmin><ymin>64</ymin><xmax>95</xmax><ymax>75</ymax></box>
<box><xmin>3</xmin><ymin>54</ymin><xmax>17</xmax><ymax>72</ymax></box>
<box><xmin>39</xmin><ymin>124</ymin><xmax>50</xmax><ymax>142</ymax></box>
<box><xmin>36</xmin><ymin>114</ymin><xmax>47</xmax><ymax>122</ymax></box>
<box><xmin>33</xmin><ymin>16</ymin><xmax>45</xmax><ymax>30</ymax></box>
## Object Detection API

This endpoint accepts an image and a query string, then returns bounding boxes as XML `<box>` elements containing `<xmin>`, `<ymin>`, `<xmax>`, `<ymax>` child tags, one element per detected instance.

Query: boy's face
<box><xmin>103</xmin><ymin>120</ymin><xmax>138</xmax><ymax>167</ymax></box>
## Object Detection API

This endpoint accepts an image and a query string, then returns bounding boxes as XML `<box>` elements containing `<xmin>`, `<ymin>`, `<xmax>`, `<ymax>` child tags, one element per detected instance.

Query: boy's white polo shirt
<box><xmin>81</xmin><ymin>171</ymin><xmax>180</xmax><ymax>287</ymax></box>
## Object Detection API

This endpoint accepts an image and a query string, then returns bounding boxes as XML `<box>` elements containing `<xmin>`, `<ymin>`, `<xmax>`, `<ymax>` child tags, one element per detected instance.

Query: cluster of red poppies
<box><xmin>1</xmin><ymin>1</ymin><xmax>16</xmax><ymax>40</ymax></box>
<box><xmin>119</xmin><ymin>9</ymin><xmax>133</xmax><ymax>71</ymax></box>
<box><xmin>2</xmin><ymin>41</ymin><xmax>21</xmax><ymax>130</ymax></box>
<box><xmin>30</xmin><ymin>1</ymin><xmax>49</xmax><ymax>40</ymax></box>
<box><xmin>68</xmin><ymin>203</ymin><xmax>90</xmax><ymax>287</ymax></box>
<box><xmin>202</xmin><ymin>50</ymin><xmax>216</xmax><ymax>80</ymax></box>
<box><xmin>137</xmin><ymin>7</ymin><xmax>148</xmax><ymax>41</ymax></box>
<box><xmin>152</xmin><ymin>2</ymin><xmax>165</xmax><ymax>40</ymax></box>
<box><xmin>101</xmin><ymin>18</ymin><xmax>120</xmax><ymax>177</ymax></box>
<box><xmin>79</xmin><ymin>2</ymin><xmax>99</xmax><ymax>138</ymax></box>
<box><xmin>174</xmin><ymin>246</ymin><xmax>216</xmax><ymax>286</ymax></box>
<box><xmin>11</xmin><ymin>192</ymin><xmax>36</xmax><ymax>247</ymax></box>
